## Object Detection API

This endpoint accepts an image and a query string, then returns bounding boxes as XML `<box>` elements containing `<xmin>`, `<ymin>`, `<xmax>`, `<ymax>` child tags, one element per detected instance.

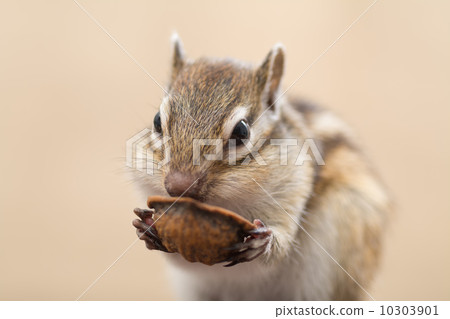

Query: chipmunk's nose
<box><xmin>164</xmin><ymin>171</ymin><xmax>201</xmax><ymax>199</ymax></box>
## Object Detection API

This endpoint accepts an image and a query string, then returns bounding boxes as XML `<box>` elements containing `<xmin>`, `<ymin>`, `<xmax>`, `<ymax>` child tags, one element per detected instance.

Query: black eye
<box><xmin>230</xmin><ymin>120</ymin><xmax>250</xmax><ymax>145</ymax></box>
<box><xmin>153</xmin><ymin>111</ymin><xmax>162</xmax><ymax>133</ymax></box>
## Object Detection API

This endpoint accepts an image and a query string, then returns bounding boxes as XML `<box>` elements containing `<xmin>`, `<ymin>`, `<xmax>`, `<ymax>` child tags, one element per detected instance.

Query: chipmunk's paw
<box><xmin>132</xmin><ymin>208</ymin><xmax>169</xmax><ymax>252</ymax></box>
<box><xmin>224</xmin><ymin>219</ymin><xmax>272</xmax><ymax>267</ymax></box>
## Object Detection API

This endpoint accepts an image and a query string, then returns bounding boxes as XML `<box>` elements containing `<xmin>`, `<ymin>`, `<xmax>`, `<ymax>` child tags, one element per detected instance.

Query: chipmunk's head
<box><xmin>147</xmin><ymin>34</ymin><xmax>286</xmax><ymax>205</ymax></box>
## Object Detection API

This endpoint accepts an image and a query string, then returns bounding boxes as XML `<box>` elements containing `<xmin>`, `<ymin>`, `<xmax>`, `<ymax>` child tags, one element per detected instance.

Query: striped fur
<box><xmin>131</xmin><ymin>39</ymin><xmax>391</xmax><ymax>300</ymax></box>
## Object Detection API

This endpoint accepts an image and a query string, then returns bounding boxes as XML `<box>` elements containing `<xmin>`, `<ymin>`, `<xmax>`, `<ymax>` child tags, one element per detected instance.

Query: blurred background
<box><xmin>1</xmin><ymin>0</ymin><xmax>449</xmax><ymax>300</ymax></box>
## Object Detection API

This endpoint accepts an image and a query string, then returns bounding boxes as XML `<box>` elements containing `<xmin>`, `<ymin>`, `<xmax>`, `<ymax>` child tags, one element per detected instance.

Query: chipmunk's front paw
<box><xmin>224</xmin><ymin>219</ymin><xmax>273</xmax><ymax>267</ymax></box>
<box><xmin>132</xmin><ymin>208</ymin><xmax>169</xmax><ymax>252</ymax></box>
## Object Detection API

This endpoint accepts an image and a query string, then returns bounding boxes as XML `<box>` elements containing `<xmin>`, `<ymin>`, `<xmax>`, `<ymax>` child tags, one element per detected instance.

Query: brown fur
<box><xmin>133</xmin><ymin>37</ymin><xmax>391</xmax><ymax>300</ymax></box>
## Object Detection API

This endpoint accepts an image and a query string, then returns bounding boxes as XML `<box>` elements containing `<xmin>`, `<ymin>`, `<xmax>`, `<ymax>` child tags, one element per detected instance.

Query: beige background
<box><xmin>1</xmin><ymin>0</ymin><xmax>449</xmax><ymax>300</ymax></box>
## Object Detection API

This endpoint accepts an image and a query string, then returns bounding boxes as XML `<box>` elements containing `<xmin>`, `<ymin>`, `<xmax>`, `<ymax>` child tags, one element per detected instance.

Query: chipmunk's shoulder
<box><xmin>285</xmin><ymin>98</ymin><xmax>356</xmax><ymax>151</ymax></box>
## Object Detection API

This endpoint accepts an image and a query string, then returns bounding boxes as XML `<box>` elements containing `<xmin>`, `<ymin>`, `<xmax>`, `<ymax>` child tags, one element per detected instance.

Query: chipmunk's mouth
<box><xmin>164</xmin><ymin>192</ymin><xmax>207</xmax><ymax>203</ymax></box>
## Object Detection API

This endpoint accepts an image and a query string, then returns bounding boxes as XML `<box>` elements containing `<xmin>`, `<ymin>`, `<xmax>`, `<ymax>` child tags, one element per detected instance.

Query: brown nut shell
<box><xmin>147</xmin><ymin>196</ymin><xmax>256</xmax><ymax>266</ymax></box>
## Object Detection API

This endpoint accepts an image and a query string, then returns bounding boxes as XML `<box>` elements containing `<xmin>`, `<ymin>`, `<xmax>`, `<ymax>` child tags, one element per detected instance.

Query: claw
<box><xmin>136</xmin><ymin>228</ymin><xmax>168</xmax><ymax>252</ymax></box>
<box><xmin>223</xmin><ymin>219</ymin><xmax>273</xmax><ymax>267</ymax></box>
<box><xmin>224</xmin><ymin>247</ymin><xmax>266</xmax><ymax>267</ymax></box>
<box><xmin>224</xmin><ymin>242</ymin><xmax>247</xmax><ymax>252</ymax></box>
<box><xmin>132</xmin><ymin>219</ymin><xmax>158</xmax><ymax>238</ymax></box>
<box><xmin>224</xmin><ymin>260</ymin><xmax>238</xmax><ymax>267</ymax></box>
<box><xmin>132</xmin><ymin>215</ymin><xmax>169</xmax><ymax>253</ymax></box>
<box><xmin>133</xmin><ymin>207</ymin><xmax>154</xmax><ymax>219</ymax></box>
<box><xmin>248</xmin><ymin>227</ymin><xmax>271</xmax><ymax>236</ymax></box>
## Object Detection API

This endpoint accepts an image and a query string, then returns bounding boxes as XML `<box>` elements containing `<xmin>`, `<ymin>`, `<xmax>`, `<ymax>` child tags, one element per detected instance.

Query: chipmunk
<box><xmin>131</xmin><ymin>34</ymin><xmax>391</xmax><ymax>300</ymax></box>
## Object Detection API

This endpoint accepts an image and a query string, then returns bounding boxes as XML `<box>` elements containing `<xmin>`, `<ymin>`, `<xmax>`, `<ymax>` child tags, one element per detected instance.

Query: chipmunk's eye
<box><xmin>153</xmin><ymin>111</ymin><xmax>162</xmax><ymax>133</ymax></box>
<box><xmin>230</xmin><ymin>120</ymin><xmax>250</xmax><ymax>145</ymax></box>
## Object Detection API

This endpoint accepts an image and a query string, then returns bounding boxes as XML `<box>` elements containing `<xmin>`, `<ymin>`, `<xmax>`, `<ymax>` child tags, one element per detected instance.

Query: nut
<box><xmin>147</xmin><ymin>196</ymin><xmax>256</xmax><ymax>265</ymax></box>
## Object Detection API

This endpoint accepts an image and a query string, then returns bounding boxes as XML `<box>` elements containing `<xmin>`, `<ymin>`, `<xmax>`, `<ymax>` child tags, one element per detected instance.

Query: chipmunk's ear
<box><xmin>255</xmin><ymin>44</ymin><xmax>285</xmax><ymax>111</ymax></box>
<box><xmin>170</xmin><ymin>32</ymin><xmax>186</xmax><ymax>84</ymax></box>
